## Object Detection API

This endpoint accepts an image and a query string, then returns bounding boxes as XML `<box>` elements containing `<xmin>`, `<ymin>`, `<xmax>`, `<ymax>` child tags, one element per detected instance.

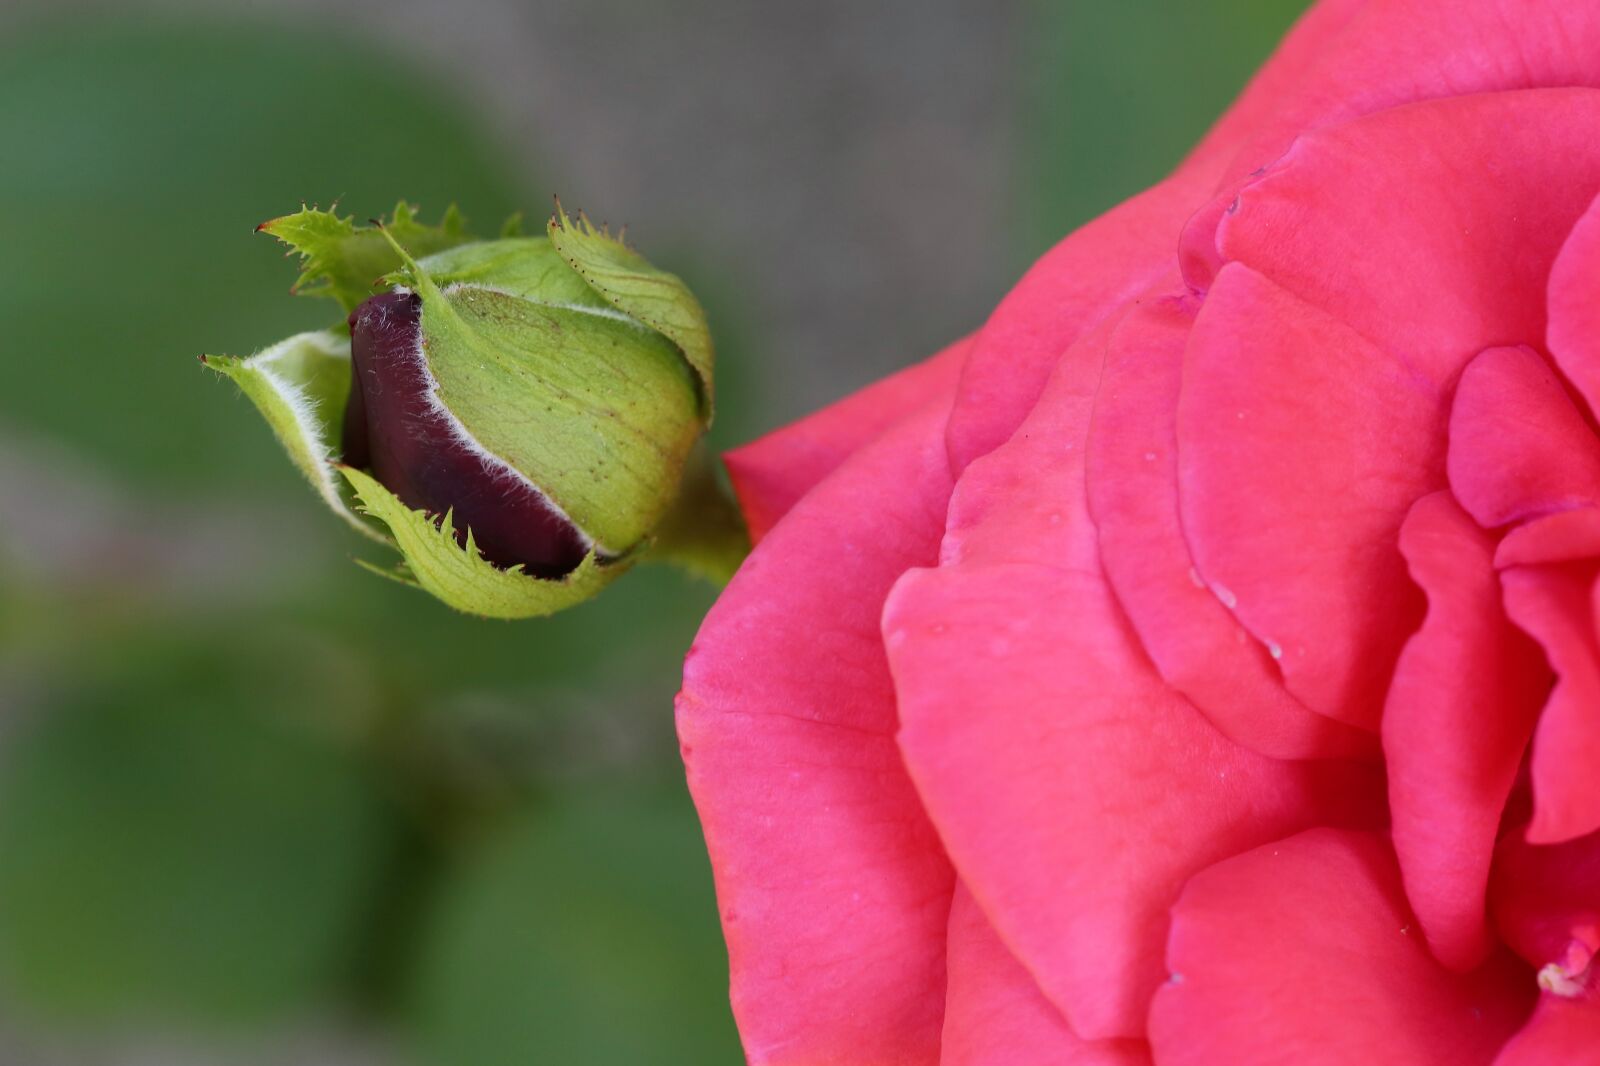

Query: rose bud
<box><xmin>203</xmin><ymin>202</ymin><xmax>738</xmax><ymax>618</ymax></box>
<box><xmin>339</xmin><ymin>289</ymin><xmax>591</xmax><ymax>578</ymax></box>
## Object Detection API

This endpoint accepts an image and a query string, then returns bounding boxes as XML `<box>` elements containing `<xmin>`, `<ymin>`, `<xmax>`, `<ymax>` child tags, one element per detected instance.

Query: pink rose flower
<box><xmin>677</xmin><ymin>2</ymin><xmax>1600</xmax><ymax>1062</ymax></box>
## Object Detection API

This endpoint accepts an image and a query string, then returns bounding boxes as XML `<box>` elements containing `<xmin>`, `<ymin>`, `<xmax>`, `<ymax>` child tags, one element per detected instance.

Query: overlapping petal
<box><xmin>690</xmin><ymin>6</ymin><xmax>1600</xmax><ymax>1063</ymax></box>
<box><xmin>1148</xmin><ymin>830</ymin><xmax>1533</xmax><ymax>1066</ymax></box>
<box><xmin>1448</xmin><ymin>346</ymin><xmax>1600</xmax><ymax>529</ymax></box>
<box><xmin>1494</xmin><ymin>997</ymin><xmax>1600</xmax><ymax>1066</ymax></box>
<box><xmin>1085</xmin><ymin>287</ymin><xmax>1374</xmax><ymax>759</ymax></box>
<box><xmin>944</xmin><ymin>166</ymin><xmax>1218</xmax><ymax>473</ymax></box>
<box><xmin>1549</xmin><ymin>187</ymin><xmax>1600</xmax><ymax>421</ymax></box>
<box><xmin>885</xmin><ymin>332</ymin><xmax>1383</xmax><ymax>1040</ymax></box>
<box><xmin>940</xmin><ymin>0</ymin><xmax>1435</xmax><ymax>480</ymax></box>
<box><xmin>1210</xmin><ymin>2</ymin><xmax>1600</xmax><ymax>184</ymax></box>
<box><xmin>1497</xmin><ymin>508</ymin><xmax>1600</xmax><ymax>570</ymax></box>
<box><xmin>1194</xmin><ymin>90</ymin><xmax>1600</xmax><ymax>391</ymax></box>
<box><xmin>1490</xmin><ymin>831</ymin><xmax>1600</xmax><ymax>1060</ymax></box>
<box><xmin>678</xmin><ymin>402</ymin><xmax>959</xmax><ymax>1065</ymax></box>
<box><xmin>940</xmin><ymin>884</ymin><xmax>1150</xmax><ymax>1066</ymax></box>
<box><xmin>1492</xmin><ymin>826</ymin><xmax>1600</xmax><ymax>973</ymax></box>
<box><xmin>1500</xmin><ymin>565</ymin><xmax>1600</xmax><ymax>844</ymax></box>
<box><xmin>725</xmin><ymin>338</ymin><xmax>969</xmax><ymax>544</ymax></box>
<box><xmin>1383</xmin><ymin>492</ymin><xmax>1548</xmax><ymax>970</ymax></box>
<box><xmin>1177</xmin><ymin>263</ymin><xmax>1444</xmax><ymax>729</ymax></box>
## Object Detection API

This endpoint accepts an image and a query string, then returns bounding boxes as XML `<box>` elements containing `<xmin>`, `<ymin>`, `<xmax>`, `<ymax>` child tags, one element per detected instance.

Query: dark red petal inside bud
<box><xmin>343</xmin><ymin>291</ymin><xmax>588</xmax><ymax>577</ymax></box>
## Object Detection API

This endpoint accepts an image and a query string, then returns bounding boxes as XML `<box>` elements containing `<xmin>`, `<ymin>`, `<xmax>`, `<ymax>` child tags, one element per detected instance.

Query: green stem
<box><xmin>645</xmin><ymin>442</ymin><xmax>750</xmax><ymax>587</ymax></box>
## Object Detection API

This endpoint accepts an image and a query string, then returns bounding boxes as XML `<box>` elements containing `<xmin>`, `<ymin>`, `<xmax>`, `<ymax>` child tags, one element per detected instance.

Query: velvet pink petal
<box><xmin>1177</xmin><ymin>263</ymin><xmax>1444</xmax><ymax>730</ymax></box>
<box><xmin>1148</xmin><ymin>829</ymin><xmax>1534</xmax><ymax>1066</ymax></box>
<box><xmin>677</xmin><ymin>402</ymin><xmax>959</xmax><ymax>1065</ymax></box>
<box><xmin>941</xmin><ymin>0</ymin><xmax>1396</xmax><ymax>477</ymax></box>
<box><xmin>1448</xmin><ymin>346</ymin><xmax>1600</xmax><ymax>529</ymax></box>
<box><xmin>887</xmin><ymin>561</ymin><xmax>1383</xmax><ymax>1043</ymax></box>
<box><xmin>944</xmin><ymin>163</ymin><xmax>1218</xmax><ymax>473</ymax></box>
<box><xmin>1175</xmin><ymin>186</ymin><xmax>1241</xmax><ymax>298</ymax></box>
<box><xmin>1086</xmin><ymin>287</ymin><xmax>1375</xmax><ymax>761</ymax></box>
<box><xmin>941</xmin><ymin>884</ymin><xmax>1151</xmax><ymax>1066</ymax></box>
<box><xmin>1494</xmin><ymin>997</ymin><xmax>1600</xmax><ymax>1066</ymax></box>
<box><xmin>1498</xmin><ymin>508</ymin><xmax>1600</xmax><ymax>570</ymax></box>
<box><xmin>1213</xmin><ymin>3</ymin><xmax>1600</xmax><ymax>186</ymax></box>
<box><xmin>885</xmin><ymin>333</ymin><xmax>1384</xmax><ymax>1040</ymax></box>
<box><xmin>724</xmin><ymin>337</ymin><xmax>969</xmax><ymax>544</ymax></box>
<box><xmin>944</xmin><ymin>3</ymin><xmax>1600</xmax><ymax>482</ymax></box>
<box><xmin>1491</xmin><ymin>830</ymin><xmax>1600</xmax><ymax>1064</ymax></box>
<box><xmin>1383</xmin><ymin>491</ymin><xmax>1548</xmax><ymax>971</ymax></box>
<box><xmin>1548</xmin><ymin>187</ymin><xmax>1600</xmax><ymax>423</ymax></box>
<box><xmin>1200</xmin><ymin>90</ymin><xmax>1600</xmax><ymax>389</ymax></box>
<box><xmin>1500</xmin><ymin>564</ymin><xmax>1600</xmax><ymax>844</ymax></box>
<box><xmin>1492</xmin><ymin>829</ymin><xmax>1600</xmax><ymax>978</ymax></box>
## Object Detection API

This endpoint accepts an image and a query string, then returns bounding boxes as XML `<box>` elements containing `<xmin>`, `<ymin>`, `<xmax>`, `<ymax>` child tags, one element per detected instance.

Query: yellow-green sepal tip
<box><xmin>547</xmin><ymin>202</ymin><xmax>715</xmax><ymax>419</ymax></box>
<box><xmin>338</xmin><ymin>466</ymin><xmax>627</xmax><ymax>620</ymax></box>
<box><xmin>199</xmin><ymin>331</ymin><xmax>386</xmax><ymax>543</ymax></box>
<box><xmin>257</xmin><ymin>201</ymin><xmax>473</xmax><ymax>313</ymax></box>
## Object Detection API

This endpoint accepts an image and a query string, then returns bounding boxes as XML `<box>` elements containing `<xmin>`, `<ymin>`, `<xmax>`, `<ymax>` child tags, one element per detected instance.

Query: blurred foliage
<box><xmin>0</xmin><ymin>4</ymin><xmax>1315</xmax><ymax>1063</ymax></box>
<box><xmin>409</xmin><ymin>793</ymin><xmax>740</xmax><ymax>1066</ymax></box>
<box><xmin>0</xmin><ymin>641</ymin><xmax>394</xmax><ymax>1029</ymax></box>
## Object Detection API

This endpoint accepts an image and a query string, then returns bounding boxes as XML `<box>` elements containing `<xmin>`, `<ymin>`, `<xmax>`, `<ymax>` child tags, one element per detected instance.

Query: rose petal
<box><xmin>957</xmin><ymin>0</ymin><xmax>1373</xmax><ymax>438</ymax></box>
<box><xmin>1500</xmin><ymin>564</ymin><xmax>1600</xmax><ymax>844</ymax></box>
<box><xmin>677</xmin><ymin>402</ymin><xmax>958</xmax><ymax>1065</ymax></box>
<box><xmin>886</xmin><ymin>561</ymin><xmax>1383</xmax><ymax>1041</ymax></box>
<box><xmin>1492</xmin><ymin>828</ymin><xmax>1600</xmax><ymax>976</ymax></box>
<box><xmin>1176</xmin><ymin>186</ymin><xmax>1243</xmax><ymax>297</ymax></box>
<box><xmin>1383</xmin><ymin>491</ymin><xmax>1548</xmax><ymax>970</ymax></box>
<box><xmin>1197</xmin><ymin>90</ymin><xmax>1600</xmax><ymax>389</ymax></box>
<box><xmin>724</xmin><ymin>337</ymin><xmax>969</xmax><ymax>544</ymax></box>
<box><xmin>1149</xmin><ymin>829</ymin><xmax>1534</xmax><ymax>1066</ymax></box>
<box><xmin>941</xmin><ymin>884</ymin><xmax>1150</xmax><ymax>1066</ymax></box>
<box><xmin>1548</xmin><ymin>187</ymin><xmax>1600</xmax><ymax>423</ymax></box>
<box><xmin>1494</xmin><ymin>996</ymin><xmax>1600</xmax><ymax>1066</ymax></box>
<box><xmin>1215</xmin><ymin>4</ymin><xmax>1600</xmax><ymax>185</ymax></box>
<box><xmin>1086</xmin><ymin>286</ymin><xmax>1375</xmax><ymax>760</ymax></box>
<box><xmin>944</xmin><ymin>164</ymin><xmax>1218</xmax><ymax>473</ymax></box>
<box><xmin>1178</xmin><ymin>263</ymin><xmax>1445</xmax><ymax>730</ymax></box>
<box><xmin>1448</xmin><ymin>346</ymin><xmax>1600</xmax><ymax>529</ymax></box>
<box><xmin>1497</xmin><ymin>508</ymin><xmax>1600</xmax><ymax>570</ymax></box>
<box><xmin>884</xmin><ymin>334</ymin><xmax>1383</xmax><ymax>1039</ymax></box>
<box><xmin>946</xmin><ymin>0</ymin><xmax>1447</xmax><ymax>474</ymax></box>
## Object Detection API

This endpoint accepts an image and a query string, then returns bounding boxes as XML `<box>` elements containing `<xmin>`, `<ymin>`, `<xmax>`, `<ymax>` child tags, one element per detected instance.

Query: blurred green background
<box><xmin>0</xmin><ymin>2</ymin><xmax>1307</xmax><ymax>1062</ymax></box>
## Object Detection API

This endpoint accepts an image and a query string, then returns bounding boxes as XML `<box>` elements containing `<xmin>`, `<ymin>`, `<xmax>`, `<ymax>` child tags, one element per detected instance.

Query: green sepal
<box><xmin>200</xmin><ymin>331</ymin><xmax>386</xmax><ymax>543</ymax></box>
<box><xmin>258</xmin><ymin>201</ymin><xmax>473</xmax><ymax>312</ymax></box>
<box><xmin>547</xmin><ymin>204</ymin><xmax>716</xmax><ymax>418</ymax></box>
<box><xmin>407</xmin><ymin>238</ymin><xmax>608</xmax><ymax>310</ymax></box>
<box><xmin>380</xmin><ymin>232</ymin><xmax>702</xmax><ymax>554</ymax></box>
<box><xmin>338</xmin><ymin>466</ymin><xmax>625</xmax><ymax>619</ymax></box>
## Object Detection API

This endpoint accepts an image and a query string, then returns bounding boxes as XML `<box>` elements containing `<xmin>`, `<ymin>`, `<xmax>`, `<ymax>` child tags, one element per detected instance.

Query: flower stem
<box><xmin>645</xmin><ymin>443</ymin><xmax>750</xmax><ymax>587</ymax></box>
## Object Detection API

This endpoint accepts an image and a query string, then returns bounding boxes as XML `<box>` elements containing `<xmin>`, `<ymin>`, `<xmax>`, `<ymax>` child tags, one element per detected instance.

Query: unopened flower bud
<box><xmin>201</xmin><ymin>202</ymin><xmax>737</xmax><ymax>618</ymax></box>
<box><xmin>341</xmin><ymin>290</ymin><xmax>591</xmax><ymax>577</ymax></box>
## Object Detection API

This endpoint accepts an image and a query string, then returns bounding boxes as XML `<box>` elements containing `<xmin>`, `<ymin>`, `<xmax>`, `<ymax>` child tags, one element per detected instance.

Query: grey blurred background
<box><xmin>0</xmin><ymin>1</ymin><xmax>1308</xmax><ymax>1063</ymax></box>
